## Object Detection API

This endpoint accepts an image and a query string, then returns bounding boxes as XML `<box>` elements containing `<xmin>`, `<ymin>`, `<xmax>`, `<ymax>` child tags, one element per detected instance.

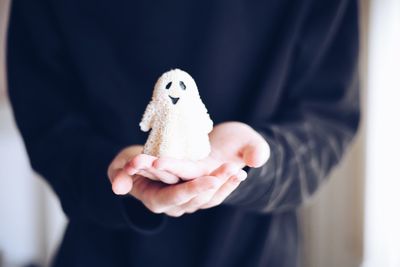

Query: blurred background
<box><xmin>0</xmin><ymin>0</ymin><xmax>399</xmax><ymax>266</ymax></box>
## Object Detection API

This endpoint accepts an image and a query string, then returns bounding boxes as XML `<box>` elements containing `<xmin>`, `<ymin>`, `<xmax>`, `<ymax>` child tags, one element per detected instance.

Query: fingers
<box><xmin>129</xmin><ymin>173</ymin><xmax>219</xmax><ymax>214</ymax></box>
<box><xmin>242</xmin><ymin>140</ymin><xmax>270</xmax><ymax>168</ymax></box>
<box><xmin>163</xmin><ymin>163</ymin><xmax>241</xmax><ymax>216</ymax></box>
<box><xmin>107</xmin><ymin>145</ymin><xmax>143</xmax><ymax>181</ymax></box>
<box><xmin>165</xmin><ymin>189</ymin><xmax>214</xmax><ymax>217</ymax></box>
<box><xmin>130</xmin><ymin>175</ymin><xmax>171</xmax><ymax>214</ymax></box>
<box><xmin>132</xmin><ymin>163</ymin><xmax>238</xmax><ymax>215</ymax></box>
<box><xmin>156</xmin><ymin>175</ymin><xmax>219</xmax><ymax>207</ymax></box>
<box><xmin>130</xmin><ymin>175</ymin><xmax>164</xmax><ymax>201</ymax></box>
<box><xmin>136</xmin><ymin>169</ymin><xmax>157</xmax><ymax>180</ymax></box>
<box><xmin>209</xmin><ymin>162</ymin><xmax>239</xmax><ymax>177</ymax></box>
<box><xmin>124</xmin><ymin>154</ymin><xmax>180</xmax><ymax>184</ymax></box>
<box><xmin>112</xmin><ymin>169</ymin><xmax>133</xmax><ymax>195</ymax></box>
<box><xmin>152</xmin><ymin>157</ymin><xmax>212</xmax><ymax>180</ymax></box>
<box><xmin>108</xmin><ymin>145</ymin><xmax>144</xmax><ymax>171</ymax></box>
<box><xmin>137</xmin><ymin>168</ymin><xmax>180</xmax><ymax>184</ymax></box>
<box><xmin>124</xmin><ymin>154</ymin><xmax>157</xmax><ymax>175</ymax></box>
<box><xmin>133</xmin><ymin>176</ymin><xmax>217</xmax><ymax>214</ymax></box>
<box><xmin>200</xmin><ymin>169</ymin><xmax>247</xmax><ymax>209</ymax></box>
<box><xmin>182</xmin><ymin>169</ymin><xmax>247</xmax><ymax>212</ymax></box>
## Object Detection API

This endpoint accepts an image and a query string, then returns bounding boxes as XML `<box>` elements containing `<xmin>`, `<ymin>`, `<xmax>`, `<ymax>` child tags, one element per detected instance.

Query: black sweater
<box><xmin>7</xmin><ymin>0</ymin><xmax>360</xmax><ymax>266</ymax></box>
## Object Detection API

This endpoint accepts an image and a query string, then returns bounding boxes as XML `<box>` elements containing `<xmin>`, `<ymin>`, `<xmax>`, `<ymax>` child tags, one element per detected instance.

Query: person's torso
<box><xmin>49</xmin><ymin>1</ymin><xmax>308</xmax><ymax>266</ymax></box>
<box><xmin>51</xmin><ymin>0</ymin><xmax>307</xmax><ymax>146</ymax></box>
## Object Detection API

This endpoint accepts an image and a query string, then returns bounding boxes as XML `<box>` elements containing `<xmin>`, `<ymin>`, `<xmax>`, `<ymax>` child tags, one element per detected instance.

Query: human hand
<box><xmin>109</xmin><ymin>121</ymin><xmax>269</xmax><ymax>200</ymax></box>
<box><xmin>107</xmin><ymin>145</ymin><xmax>181</xmax><ymax>195</ymax></box>
<box><xmin>112</xmin><ymin>161</ymin><xmax>247</xmax><ymax>216</ymax></box>
<box><xmin>125</xmin><ymin>122</ymin><xmax>270</xmax><ymax>182</ymax></box>
<box><xmin>107</xmin><ymin>147</ymin><xmax>247</xmax><ymax>215</ymax></box>
<box><xmin>107</xmin><ymin>122</ymin><xmax>269</xmax><ymax>215</ymax></box>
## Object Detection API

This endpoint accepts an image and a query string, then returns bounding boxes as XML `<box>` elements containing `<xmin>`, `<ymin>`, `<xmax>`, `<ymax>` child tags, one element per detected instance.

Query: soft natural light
<box><xmin>364</xmin><ymin>0</ymin><xmax>400</xmax><ymax>267</ymax></box>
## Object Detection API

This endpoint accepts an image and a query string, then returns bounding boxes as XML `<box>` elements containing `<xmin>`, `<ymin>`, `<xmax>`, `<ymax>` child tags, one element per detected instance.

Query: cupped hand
<box><xmin>126</xmin><ymin>163</ymin><xmax>247</xmax><ymax>217</ymax></box>
<box><xmin>107</xmin><ymin>122</ymin><xmax>270</xmax><ymax>215</ymax></box>
<box><xmin>108</xmin><ymin>145</ymin><xmax>183</xmax><ymax>195</ymax></box>
<box><xmin>108</xmin><ymin>149</ymin><xmax>248</xmax><ymax>216</ymax></box>
<box><xmin>125</xmin><ymin>122</ymin><xmax>270</xmax><ymax>181</ymax></box>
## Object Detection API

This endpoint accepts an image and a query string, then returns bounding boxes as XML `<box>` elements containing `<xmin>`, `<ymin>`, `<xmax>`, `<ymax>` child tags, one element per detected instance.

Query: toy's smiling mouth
<box><xmin>169</xmin><ymin>96</ymin><xmax>180</xmax><ymax>105</ymax></box>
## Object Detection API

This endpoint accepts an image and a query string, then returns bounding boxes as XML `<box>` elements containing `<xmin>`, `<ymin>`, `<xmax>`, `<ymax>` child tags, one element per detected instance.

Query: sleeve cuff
<box><xmin>120</xmin><ymin>195</ymin><xmax>167</xmax><ymax>234</ymax></box>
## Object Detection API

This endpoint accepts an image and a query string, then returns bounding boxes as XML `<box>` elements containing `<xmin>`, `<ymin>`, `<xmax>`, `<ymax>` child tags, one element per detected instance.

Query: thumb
<box><xmin>242</xmin><ymin>141</ymin><xmax>270</xmax><ymax>168</ymax></box>
<box><xmin>111</xmin><ymin>169</ymin><xmax>133</xmax><ymax>195</ymax></box>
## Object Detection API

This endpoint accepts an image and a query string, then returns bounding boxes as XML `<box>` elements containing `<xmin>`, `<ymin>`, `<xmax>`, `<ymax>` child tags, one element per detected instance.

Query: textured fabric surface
<box><xmin>7</xmin><ymin>0</ymin><xmax>360</xmax><ymax>266</ymax></box>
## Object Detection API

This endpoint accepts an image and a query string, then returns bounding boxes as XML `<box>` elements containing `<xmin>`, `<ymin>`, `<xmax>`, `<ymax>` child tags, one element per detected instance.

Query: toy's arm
<box><xmin>204</xmin><ymin>113</ymin><xmax>213</xmax><ymax>134</ymax></box>
<box><xmin>139</xmin><ymin>101</ymin><xmax>156</xmax><ymax>132</ymax></box>
<box><xmin>199</xmin><ymin>103</ymin><xmax>213</xmax><ymax>133</ymax></box>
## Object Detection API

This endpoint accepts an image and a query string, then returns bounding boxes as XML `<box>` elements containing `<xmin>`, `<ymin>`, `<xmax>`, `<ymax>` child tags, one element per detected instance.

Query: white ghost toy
<box><xmin>140</xmin><ymin>69</ymin><xmax>213</xmax><ymax>160</ymax></box>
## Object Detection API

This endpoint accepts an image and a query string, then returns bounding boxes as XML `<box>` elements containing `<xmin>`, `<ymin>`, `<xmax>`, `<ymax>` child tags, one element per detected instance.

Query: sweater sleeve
<box><xmin>225</xmin><ymin>0</ymin><xmax>360</xmax><ymax>213</ymax></box>
<box><xmin>7</xmin><ymin>0</ymin><xmax>165</xmax><ymax>232</ymax></box>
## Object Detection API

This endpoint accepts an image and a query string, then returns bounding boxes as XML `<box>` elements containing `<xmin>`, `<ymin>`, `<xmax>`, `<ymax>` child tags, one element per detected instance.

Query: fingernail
<box><xmin>237</xmin><ymin>170</ymin><xmax>248</xmax><ymax>181</ymax></box>
<box><xmin>113</xmin><ymin>182</ymin><xmax>129</xmax><ymax>195</ymax></box>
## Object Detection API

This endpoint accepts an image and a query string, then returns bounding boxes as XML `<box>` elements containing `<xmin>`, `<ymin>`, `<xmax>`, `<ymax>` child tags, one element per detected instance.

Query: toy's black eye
<box><xmin>165</xmin><ymin>81</ymin><xmax>172</xmax><ymax>89</ymax></box>
<box><xmin>179</xmin><ymin>81</ymin><xmax>186</xmax><ymax>90</ymax></box>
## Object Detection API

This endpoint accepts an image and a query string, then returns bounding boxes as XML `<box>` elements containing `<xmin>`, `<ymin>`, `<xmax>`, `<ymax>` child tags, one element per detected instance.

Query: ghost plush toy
<box><xmin>140</xmin><ymin>69</ymin><xmax>213</xmax><ymax>160</ymax></box>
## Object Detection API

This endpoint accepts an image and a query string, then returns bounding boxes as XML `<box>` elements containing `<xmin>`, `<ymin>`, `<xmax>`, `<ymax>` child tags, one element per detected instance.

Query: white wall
<box><xmin>0</xmin><ymin>61</ymin><xmax>67</xmax><ymax>267</ymax></box>
<box><xmin>363</xmin><ymin>0</ymin><xmax>400</xmax><ymax>266</ymax></box>
<box><xmin>0</xmin><ymin>1</ymin><xmax>67</xmax><ymax>266</ymax></box>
